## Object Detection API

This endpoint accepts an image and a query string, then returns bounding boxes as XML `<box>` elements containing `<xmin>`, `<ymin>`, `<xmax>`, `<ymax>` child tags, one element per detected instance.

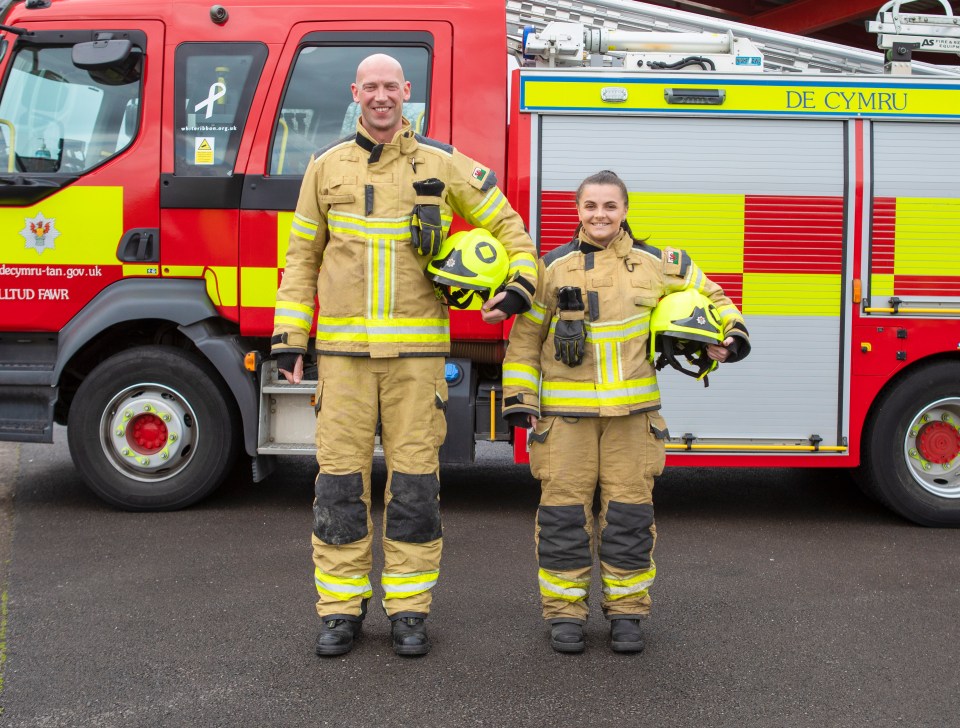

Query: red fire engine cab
<box><xmin>1</xmin><ymin>0</ymin><xmax>960</xmax><ymax>527</ymax></box>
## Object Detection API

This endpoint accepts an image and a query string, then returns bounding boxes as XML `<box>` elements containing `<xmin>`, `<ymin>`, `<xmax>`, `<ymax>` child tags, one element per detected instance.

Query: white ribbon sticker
<box><xmin>194</xmin><ymin>82</ymin><xmax>226</xmax><ymax>119</ymax></box>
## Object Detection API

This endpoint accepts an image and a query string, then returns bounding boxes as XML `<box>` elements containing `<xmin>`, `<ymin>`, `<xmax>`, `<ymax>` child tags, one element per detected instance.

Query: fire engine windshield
<box><xmin>0</xmin><ymin>43</ymin><xmax>142</xmax><ymax>175</ymax></box>
<box><xmin>270</xmin><ymin>43</ymin><xmax>431</xmax><ymax>177</ymax></box>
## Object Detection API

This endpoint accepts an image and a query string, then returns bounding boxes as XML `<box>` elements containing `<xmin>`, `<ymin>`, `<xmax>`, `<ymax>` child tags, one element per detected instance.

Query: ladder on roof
<box><xmin>506</xmin><ymin>0</ymin><xmax>960</xmax><ymax>76</ymax></box>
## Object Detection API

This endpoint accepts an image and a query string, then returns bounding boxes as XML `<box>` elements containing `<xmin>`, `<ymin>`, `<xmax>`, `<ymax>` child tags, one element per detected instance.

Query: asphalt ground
<box><xmin>0</xmin><ymin>429</ymin><xmax>958</xmax><ymax>727</ymax></box>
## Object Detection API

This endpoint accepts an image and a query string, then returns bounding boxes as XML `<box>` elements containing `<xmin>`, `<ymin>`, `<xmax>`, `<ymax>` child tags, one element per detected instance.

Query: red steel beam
<box><xmin>751</xmin><ymin>0</ymin><xmax>885</xmax><ymax>34</ymax></box>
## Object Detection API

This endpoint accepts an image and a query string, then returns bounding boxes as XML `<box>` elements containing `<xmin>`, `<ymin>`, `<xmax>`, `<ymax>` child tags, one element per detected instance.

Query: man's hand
<box><xmin>481</xmin><ymin>290</ymin><xmax>525</xmax><ymax>324</ymax></box>
<box><xmin>706</xmin><ymin>337</ymin><xmax>734</xmax><ymax>363</ymax></box>
<box><xmin>277</xmin><ymin>353</ymin><xmax>304</xmax><ymax>384</ymax></box>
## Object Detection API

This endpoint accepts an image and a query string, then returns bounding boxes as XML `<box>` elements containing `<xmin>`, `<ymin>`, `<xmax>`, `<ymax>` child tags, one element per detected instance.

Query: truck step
<box><xmin>256</xmin><ymin>442</ymin><xmax>316</xmax><ymax>455</ymax></box>
<box><xmin>260</xmin><ymin>380</ymin><xmax>317</xmax><ymax>395</ymax></box>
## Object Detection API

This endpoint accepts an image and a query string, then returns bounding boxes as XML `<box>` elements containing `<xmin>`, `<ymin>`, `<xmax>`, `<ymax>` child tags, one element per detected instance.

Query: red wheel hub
<box><xmin>128</xmin><ymin>413</ymin><xmax>168</xmax><ymax>454</ymax></box>
<box><xmin>916</xmin><ymin>421</ymin><xmax>960</xmax><ymax>465</ymax></box>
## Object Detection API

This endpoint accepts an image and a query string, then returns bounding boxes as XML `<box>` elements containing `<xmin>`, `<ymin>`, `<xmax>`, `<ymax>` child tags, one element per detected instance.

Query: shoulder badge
<box><xmin>468</xmin><ymin>164</ymin><xmax>491</xmax><ymax>190</ymax></box>
<box><xmin>663</xmin><ymin>247</ymin><xmax>684</xmax><ymax>276</ymax></box>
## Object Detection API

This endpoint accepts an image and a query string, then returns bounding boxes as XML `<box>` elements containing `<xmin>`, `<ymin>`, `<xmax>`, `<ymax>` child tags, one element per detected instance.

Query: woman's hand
<box><xmin>481</xmin><ymin>291</ymin><xmax>509</xmax><ymax>324</ymax></box>
<box><xmin>706</xmin><ymin>337</ymin><xmax>734</xmax><ymax>363</ymax></box>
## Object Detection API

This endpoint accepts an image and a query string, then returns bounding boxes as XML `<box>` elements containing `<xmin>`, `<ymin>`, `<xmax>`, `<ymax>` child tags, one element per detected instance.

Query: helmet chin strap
<box><xmin>655</xmin><ymin>337</ymin><xmax>716</xmax><ymax>387</ymax></box>
<box><xmin>438</xmin><ymin>285</ymin><xmax>490</xmax><ymax>310</ymax></box>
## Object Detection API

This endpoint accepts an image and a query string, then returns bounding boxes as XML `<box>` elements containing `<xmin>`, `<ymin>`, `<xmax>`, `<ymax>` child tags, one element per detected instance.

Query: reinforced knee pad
<box><xmin>537</xmin><ymin>504</ymin><xmax>591</xmax><ymax>571</ymax></box>
<box><xmin>313</xmin><ymin>472</ymin><xmax>367</xmax><ymax>545</ymax></box>
<box><xmin>385</xmin><ymin>472</ymin><xmax>442</xmax><ymax>543</ymax></box>
<box><xmin>599</xmin><ymin>501</ymin><xmax>654</xmax><ymax>570</ymax></box>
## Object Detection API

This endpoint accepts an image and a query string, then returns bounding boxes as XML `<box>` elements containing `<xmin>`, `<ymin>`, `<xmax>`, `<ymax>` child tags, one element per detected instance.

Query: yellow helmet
<box><xmin>426</xmin><ymin>228</ymin><xmax>510</xmax><ymax>310</ymax></box>
<box><xmin>649</xmin><ymin>289</ymin><xmax>724</xmax><ymax>382</ymax></box>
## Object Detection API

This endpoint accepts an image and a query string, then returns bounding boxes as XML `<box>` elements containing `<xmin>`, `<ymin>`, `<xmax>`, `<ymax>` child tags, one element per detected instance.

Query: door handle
<box><xmin>116</xmin><ymin>228</ymin><xmax>160</xmax><ymax>262</ymax></box>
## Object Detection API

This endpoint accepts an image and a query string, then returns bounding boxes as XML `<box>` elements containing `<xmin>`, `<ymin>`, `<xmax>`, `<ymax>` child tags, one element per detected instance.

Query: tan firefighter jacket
<box><xmin>272</xmin><ymin>118</ymin><xmax>537</xmax><ymax>359</ymax></box>
<box><xmin>502</xmin><ymin>228</ymin><xmax>749</xmax><ymax>419</ymax></box>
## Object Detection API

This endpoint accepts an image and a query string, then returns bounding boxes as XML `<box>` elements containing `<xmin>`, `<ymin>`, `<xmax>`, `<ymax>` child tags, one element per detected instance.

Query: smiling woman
<box><xmin>574</xmin><ymin>171</ymin><xmax>629</xmax><ymax>248</ymax></box>
<box><xmin>501</xmin><ymin>168</ymin><xmax>751</xmax><ymax>654</ymax></box>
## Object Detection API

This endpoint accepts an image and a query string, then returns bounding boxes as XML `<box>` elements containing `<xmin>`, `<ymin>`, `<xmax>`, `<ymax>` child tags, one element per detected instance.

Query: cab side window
<box><xmin>269</xmin><ymin>42</ymin><xmax>431</xmax><ymax>177</ymax></box>
<box><xmin>174</xmin><ymin>43</ymin><xmax>267</xmax><ymax>176</ymax></box>
<box><xmin>0</xmin><ymin>41</ymin><xmax>143</xmax><ymax>174</ymax></box>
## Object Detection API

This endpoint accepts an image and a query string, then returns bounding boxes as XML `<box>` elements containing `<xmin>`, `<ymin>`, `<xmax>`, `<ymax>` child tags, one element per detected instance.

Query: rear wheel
<box><xmin>67</xmin><ymin>346</ymin><xmax>240</xmax><ymax>510</ymax></box>
<box><xmin>861</xmin><ymin>360</ymin><xmax>960</xmax><ymax>526</ymax></box>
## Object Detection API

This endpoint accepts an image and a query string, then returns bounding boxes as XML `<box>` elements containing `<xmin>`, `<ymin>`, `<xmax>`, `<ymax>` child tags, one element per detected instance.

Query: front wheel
<box><xmin>67</xmin><ymin>346</ymin><xmax>240</xmax><ymax>511</ymax></box>
<box><xmin>861</xmin><ymin>360</ymin><xmax>960</xmax><ymax>526</ymax></box>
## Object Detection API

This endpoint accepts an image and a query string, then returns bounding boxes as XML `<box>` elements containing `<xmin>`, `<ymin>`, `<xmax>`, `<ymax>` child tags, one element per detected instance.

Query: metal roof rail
<box><xmin>507</xmin><ymin>0</ymin><xmax>960</xmax><ymax>76</ymax></box>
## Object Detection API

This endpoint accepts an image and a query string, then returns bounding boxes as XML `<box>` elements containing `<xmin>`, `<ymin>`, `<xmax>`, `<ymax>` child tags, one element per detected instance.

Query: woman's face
<box><xmin>576</xmin><ymin>183</ymin><xmax>627</xmax><ymax>247</ymax></box>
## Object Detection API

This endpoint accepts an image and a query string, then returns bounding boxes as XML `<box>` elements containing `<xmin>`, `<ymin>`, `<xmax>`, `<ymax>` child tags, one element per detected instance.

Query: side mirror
<box><xmin>72</xmin><ymin>38</ymin><xmax>132</xmax><ymax>69</ymax></box>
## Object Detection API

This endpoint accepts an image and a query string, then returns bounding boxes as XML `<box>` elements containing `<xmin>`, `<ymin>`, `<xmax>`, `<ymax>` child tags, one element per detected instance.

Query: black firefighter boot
<box><xmin>549</xmin><ymin>620</ymin><xmax>585</xmax><ymax>654</ymax></box>
<box><xmin>314</xmin><ymin>600</ymin><xmax>367</xmax><ymax>657</ymax></box>
<box><xmin>390</xmin><ymin>612</ymin><xmax>430</xmax><ymax>657</ymax></box>
<box><xmin>609</xmin><ymin>617</ymin><xmax>645</xmax><ymax>654</ymax></box>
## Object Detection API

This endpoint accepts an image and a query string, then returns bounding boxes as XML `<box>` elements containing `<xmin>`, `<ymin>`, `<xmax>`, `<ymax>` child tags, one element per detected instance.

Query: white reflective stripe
<box><xmin>315</xmin><ymin>570</ymin><xmax>373</xmax><ymax>599</ymax></box>
<box><xmin>503</xmin><ymin>364</ymin><xmax>540</xmax><ymax>391</ymax></box>
<box><xmin>521</xmin><ymin>301</ymin><xmax>546</xmax><ymax>325</ymax></box>
<box><xmin>586</xmin><ymin>313</ymin><xmax>650</xmax><ymax>343</ymax></box>
<box><xmin>291</xmin><ymin>220</ymin><xmax>318</xmax><ymax>238</ymax></box>
<box><xmin>275</xmin><ymin>306</ymin><xmax>314</xmax><ymax>325</ymax></box>
<box><xmin>601</xmin><ymin>571</ymin><xmax>656</xmax><ymax>598</ymax></box>
<box><xmin>601</xmin><ymin>341</ymin><xmax>616</xmax><ymax>383</ymax></box>
<box><xmin>329</xmin><ymin>211</ymin><xmax>452</xmax><ymax>240</ymax></box>
<box><xmin>716</xmin><ymin>304</ymin><xmax>741</xmax><ymax>324</ymax></box>
<box><xmin>275</xmin><ymin>315</ymin><xmax>312</xmax><ymax>332</ymax></box>
<box><xmin>538</xmin><ymin>570</ymin><xmax>589</xmax><ymax>602</ymax></box>
<box><xmin>367</xmin><ymin>237</ymin><xmax>396</xmax><ymax>319</ymax></box>
<box><xmin>315</xmin><ymin>317</ymin><xmax>449</xmax><ymax>339</ymax></box>
<box><xmin>294</xmin><ymin>212</ymin><xmax>319</xmax><ymax>227</ymax></box>
<box><xmin>509</xmin><ymin>257</ymin><xmax>536</xmax><ymax>272</ymax></box>
<box><xmin>541</xmin><ymin>378</ymin><xmax>659</xmax><ymax>408</ymax></box>
<box><xmin>546</xmin><ymin>318</ymin><xmax>650</xmax><ymax>345</ymax></box>
<box><xmin>682</xmin><ymin>263</ymin><xmax>705</xmax><ymax>292</ymax></box>
<box><xmin>291</xmin><ymin>213</ymin><xmax>319</xmax><ymax>240</ymax></box>
<box><xmin>469</xmin><ymin>188</ymin><xmax>506</xmax><ymax>226</ymax></box>
<box><xmin>381</xmin><ymin>570</ymin><xmax>439</xmax><ymax>599</ymax></box>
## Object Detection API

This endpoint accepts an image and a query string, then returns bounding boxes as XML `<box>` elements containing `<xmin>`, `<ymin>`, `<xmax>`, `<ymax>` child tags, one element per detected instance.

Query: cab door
<box><xmin>158</xmin><ymin>41</ymin><xmax>268</xmax><ymax>323</ymax></box>
<box><xmin>236</xmin><ymin>24</ymin><xmax>452</xmax><ymax>335</ymax></box>
<box><xmin>0</xmin><ymin>21</ymin><xmax>163</xmax><ymax>332</ymax></box>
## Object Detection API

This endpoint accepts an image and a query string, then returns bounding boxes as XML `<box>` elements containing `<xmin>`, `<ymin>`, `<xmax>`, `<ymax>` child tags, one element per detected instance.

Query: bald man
<box><xmin>272</xmin><ymin>54</ymin><xmax>537</xmax><ymax>657</ymax></box>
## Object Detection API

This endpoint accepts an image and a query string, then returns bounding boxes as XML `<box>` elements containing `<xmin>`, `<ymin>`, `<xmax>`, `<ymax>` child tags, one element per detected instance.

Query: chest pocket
<box><xmin>630</xmin><ymin>278</ymin><xmax>660</xmax><ymax>309</ymax></box>
<box><xmin>319</xmin><ymin>176</ymin><xmax>358</xmax><ymax>206</ymax></box>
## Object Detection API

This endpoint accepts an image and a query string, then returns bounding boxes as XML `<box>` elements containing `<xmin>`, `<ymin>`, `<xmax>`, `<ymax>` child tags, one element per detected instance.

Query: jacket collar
<box><xmin>354</xmin><ymin>117</ymin><xmax>417</xmax><ymax>162</ymax></box>
<box><xmin>579</xmin><ymin>228</ymin><xmax>632</xmax><ymax>256</ymax></box>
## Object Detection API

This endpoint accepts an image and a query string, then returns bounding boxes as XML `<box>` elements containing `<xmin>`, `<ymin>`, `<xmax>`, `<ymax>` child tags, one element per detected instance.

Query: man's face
<box><xmin>351</xmin><ymin>57</ymin><xmax>411</xmax><ymax>143</ymax></box>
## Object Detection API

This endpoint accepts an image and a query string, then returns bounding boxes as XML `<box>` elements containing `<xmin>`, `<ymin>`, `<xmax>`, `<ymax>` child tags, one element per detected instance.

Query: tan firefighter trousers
<box><xmin>528</xmin><ymin>411</ymin><xmax>667</xmax><ymax>622</ymax></box>
<box><xmin>311</xmin><ymin>354</ymin><xmax>447</xmax><ymax>619</ymax></box>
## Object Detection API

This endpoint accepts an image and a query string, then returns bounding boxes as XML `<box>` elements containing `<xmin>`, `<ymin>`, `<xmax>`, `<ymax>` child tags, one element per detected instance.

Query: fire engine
<box><xmin>1</xmin><ymin>0</ymin><xmax>959</xmax><ymax>527</ymax></box>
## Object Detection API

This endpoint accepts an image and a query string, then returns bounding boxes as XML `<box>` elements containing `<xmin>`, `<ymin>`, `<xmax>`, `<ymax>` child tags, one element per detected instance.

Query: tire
<box><xmin>67</xmin><ymin>346</ymin><xmax>240</xmax><ymax>511</ymax></box>
<box><xmin>860</xmin><ymin>360</ymin><xmax>960</xmax><ymax>526</ymax></box>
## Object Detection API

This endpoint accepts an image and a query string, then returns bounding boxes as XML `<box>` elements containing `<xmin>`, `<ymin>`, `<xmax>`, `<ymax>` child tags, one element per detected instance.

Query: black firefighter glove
<box><xmin>410</xmin><ymin>178</ymin><xmax>446</xmax><ymax>257</ymax></box>
<box><xmin>275</xmin><ymin>352</ymin><xmax>301</xmax><ymax>375</ymax></box>
<box><xmin>554</xmin><ymin>286</ymin><xmax>586</xmax><ymax>367</ymax></box>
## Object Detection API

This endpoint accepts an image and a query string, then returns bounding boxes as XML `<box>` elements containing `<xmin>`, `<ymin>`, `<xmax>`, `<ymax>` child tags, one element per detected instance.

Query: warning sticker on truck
<box><xmin>195</xmin><ymin>137</ymin><xmax>215</xmax><ymax>165</ymax></box>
